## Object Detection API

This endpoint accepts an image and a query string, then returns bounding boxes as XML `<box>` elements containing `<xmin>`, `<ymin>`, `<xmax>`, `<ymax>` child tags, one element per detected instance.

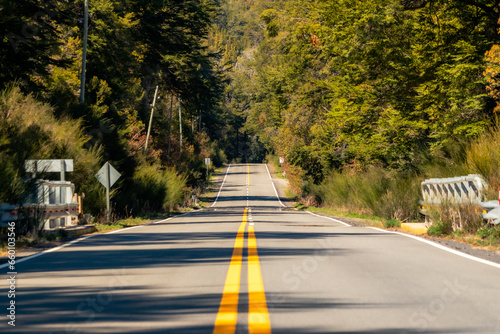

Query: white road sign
<box><xmin>25</xmin><ymin>159</ymin><xmax>74</xmax><ymax>173</ymax></box>
<box><xmin>96</xmin><ymin>162</ymin><xmax>121</xmax><ymax>188</ymax></box>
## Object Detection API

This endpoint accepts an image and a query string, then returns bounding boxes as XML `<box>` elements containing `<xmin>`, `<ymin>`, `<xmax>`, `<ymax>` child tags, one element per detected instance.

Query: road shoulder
<box><xmin>303</xmin><ymin>207</ymin><xmax>500</xmax><ymax>265</ymax></box>
<box><xmin>266</xmin><ymin>163</ymin><xmax>293</xmax><ymax>207</ymax></box>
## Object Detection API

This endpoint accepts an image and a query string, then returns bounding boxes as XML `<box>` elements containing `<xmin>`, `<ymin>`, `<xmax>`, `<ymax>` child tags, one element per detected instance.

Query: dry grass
<box><xmin>466</xmin><ymin>128</ymin><xmax>500</xmax><ymax>199</ymax></box>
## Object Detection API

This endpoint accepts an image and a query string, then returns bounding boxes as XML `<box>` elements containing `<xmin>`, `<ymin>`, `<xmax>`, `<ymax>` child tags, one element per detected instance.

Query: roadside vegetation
<box><xmin>0</xmin><ymin>0</ymin><xmax>234</xmax><ymax>240</ymax></box>
<box><xmin>427</xmin><ymin>223</ymin><xmax>500</xmax><ymax>252</ymax></box>
<box><xmin>94</xmin><ymin>215</ymin><xmax>167</xmax><ymax>232</ymax></box>
<box><xmin>293</xmin><ymin>203</ymin><xmax>385</xmax><ymax>228</ymax></box>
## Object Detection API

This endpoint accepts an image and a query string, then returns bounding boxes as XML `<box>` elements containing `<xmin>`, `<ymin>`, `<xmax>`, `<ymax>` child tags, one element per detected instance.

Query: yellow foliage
<box><xmin>484</xmin><ymin>44</ymin><xmax>500</xmax><ymax>113</ymax></box>
<box><xmin>118</xmin><ymin>12</ymin><xmax>139</xmax><ymax>28</ymax></box>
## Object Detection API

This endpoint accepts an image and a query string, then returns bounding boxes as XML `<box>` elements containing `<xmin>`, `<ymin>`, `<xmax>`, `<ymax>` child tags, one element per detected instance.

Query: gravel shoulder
<box><xmin>309</xmin><ymin>210</ymin><xmax>500</xmax><ymax>265</ymax></box>
<box><xmin>422</xmin><ymin>236</ymin><xmax>500</xmax><ymax>264</ymax></box>
<box><xmin>266</xmin><ymin>163</ymin><xmax>293</xmax><ymax>207</ymax></box>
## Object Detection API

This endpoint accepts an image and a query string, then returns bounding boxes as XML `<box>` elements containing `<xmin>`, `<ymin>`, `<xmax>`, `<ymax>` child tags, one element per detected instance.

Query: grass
<box><xmin>427</xmin><ymin>222</ymin><xmax>449</xmax><ymax>237</ymax></box>
<box><xmin>384</xmin><ymin>219</ymin><xmax>401</xmax><ymax>228</ymax></box>
<box><xmin>285</xmin><ymin>188</ymin><xmax>298</xmax><ymax>200</ymax></box>
<box><xmin>266</xmin><ymin>154</ymin><xmax>284</xmax><ymax>177</ymax></box>
<box><xmin>468</xmin><ymin>225</ymin><xmax>500</xmax><ymax>249</ymax></box>
<box><xmin>93</xmin><ymin>210</ymin><xmax>194</xmax><ymax>232</ymax></box>
<box><xmin>95</xmin><ymin>217</ymin><xmax>151</xmax><ymax>232</ymax></box>
<box><xmin>312</xmin><ymin>167</ymin><xmax>421</xmax><ymax>223</ymax></box>
<box><xmin>295</xmin><ymin>203</ymin><xmax>385</xmax><ymax>228</ymax></box>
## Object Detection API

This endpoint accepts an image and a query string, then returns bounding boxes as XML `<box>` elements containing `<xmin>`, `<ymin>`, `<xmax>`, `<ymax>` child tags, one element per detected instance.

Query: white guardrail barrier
<box><xmin>0</xmin><ymin>180</ymin><xmax>79</xmax><ymax>229</ymax></box>
<box><xmin>419</xmin><ymin>174</ymin><xmax>500</xmax><ymax>225</ymax></box>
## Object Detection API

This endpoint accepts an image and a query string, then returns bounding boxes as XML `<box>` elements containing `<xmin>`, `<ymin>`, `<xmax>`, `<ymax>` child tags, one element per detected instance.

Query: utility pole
<box><xmin>144</xmin><ymin>85</ymin><xmax>159</xmax><ymax>154</ymax></box>
<box><xmin>179</xmin><ymin>97</ymin><xmax>183</xmax><ymax>151</ymax></box>
<box><xmin>80</xmin><ymin>0</ymin><xmax>89</xmax><ymax>104</ymax></box>
<box><xmin>167</xmin><ymin>95</ymin><xmax>173</xmax><ymax>162</ymax></box>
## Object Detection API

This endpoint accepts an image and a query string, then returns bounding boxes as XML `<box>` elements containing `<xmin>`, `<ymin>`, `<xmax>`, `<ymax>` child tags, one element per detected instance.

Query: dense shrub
<box><xmin>466</xmin><ymin>129</ymin><xmax>500</xmax><ymax>200</ymax></box>
<box><xmin>127</xmin><ymin>162</ymin><xmax>187</xmax><ymax>213</ymax></box>
<box><xmin>384</xmin><ymin>219</ymin><xmax>401</xmax><ymax>228</ymax></box>
<box><xmin>0</xmin><ymin>86</ymin><xmax>104</xmax><ymax>216</ymax></box>
<box><xmin>313</xmin><ymin>167</ymin><xmax>421</xmax><ymax>222</ymax></box>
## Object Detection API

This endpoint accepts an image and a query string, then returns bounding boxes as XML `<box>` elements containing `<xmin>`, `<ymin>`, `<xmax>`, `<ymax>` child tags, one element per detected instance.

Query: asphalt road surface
<box><xmin>3</xmin><ymin>163</ymin><xmax>500</xmax><ymax>333</ymax></box>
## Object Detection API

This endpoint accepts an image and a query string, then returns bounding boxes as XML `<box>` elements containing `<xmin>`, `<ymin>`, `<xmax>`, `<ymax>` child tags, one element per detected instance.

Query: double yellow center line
<box><xmin>214</xmin><ymin>165</ymin><xmax>270</xmax><ymax>334</ymax></box>
<box><xmin>247</xmin><ymin>216</ymin><xmax>270</xmax><ymax>333</ymax></box>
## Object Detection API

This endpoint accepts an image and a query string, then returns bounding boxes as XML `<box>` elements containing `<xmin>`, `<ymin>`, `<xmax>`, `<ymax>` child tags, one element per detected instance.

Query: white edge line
<box><xmin>265</xmin><ymin>164</ymin><xmax>286</xmax><ymax>207</ymax></box>
<box><xmin>210</xmin><ymin>164</ymin><xmax>231</xmax><ymax>208</ymax></box>
<box><xmin>108</xmin><ymin>210</ymin><xmax>194</xmax><ymax>232</ymax></box>
<box><xmin>0</xmin><ymin>212</ymin><xmax>194</xmax><ymax>269</ymax></box>
<box><xmin>153</xmin><ymin>217</ymin><xmax>173</xmax><ymax>224</ymax></box>
<box><xmin>306</xmin><ymin>211</ymin><xmax>351</xmax><ymax>227</ymax></box>
<box><xmin>106</xmin><ymin>225</ymin><xmax>141</xmax><ymax>234</ymax></box>
<box><xmin>0</xmin><ymin>235</ymin><xmax>95</xmax><ymax>269</ymax></box>
<box><xmin>368</xmin><ymin>227</ymin><xmax>500</xmax><ymax>270</ymax></box>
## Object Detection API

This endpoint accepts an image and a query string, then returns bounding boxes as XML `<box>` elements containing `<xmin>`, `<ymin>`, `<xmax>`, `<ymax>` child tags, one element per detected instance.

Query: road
<box><xmin>3</xmin><ymin>163</ymin><xmax>500</xmax><ymax>333</ymax></box>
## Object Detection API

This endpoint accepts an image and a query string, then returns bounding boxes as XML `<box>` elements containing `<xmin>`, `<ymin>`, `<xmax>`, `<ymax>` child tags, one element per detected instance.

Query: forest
<box><xmin>0</xmin><ymin>0</ymin><xmax>232</xmax><ymax>219</ymax></box>
<box><xmin>2</xmin><ymin>0</ymin><xmax>500</xmax><ymax>229</ymax></box>
<box><xmin>220</xmin><ymin>0</ymin><xmax>500</xmax><ymax>225</ymax></box>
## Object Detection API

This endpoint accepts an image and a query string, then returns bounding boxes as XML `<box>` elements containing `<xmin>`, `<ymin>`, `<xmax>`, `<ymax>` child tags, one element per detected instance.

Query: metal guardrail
<box><xmin>482</xmin><ymin>200</ymin><xmax>500</xmax><ymax>224</ymax></box>
<box><xmin>419</xmin><ymin>174</ymin><xmax>500</xmax><ymax>225</ymax></box>
<box><xmin>421</xmin><ymin>174</ymin><xmax>487</xmax><ymax>205</ymax></box>
<box><xmin>0</xmin><ymin>180</ymin><xmax>79</xmax><ymax>229</ymax></box>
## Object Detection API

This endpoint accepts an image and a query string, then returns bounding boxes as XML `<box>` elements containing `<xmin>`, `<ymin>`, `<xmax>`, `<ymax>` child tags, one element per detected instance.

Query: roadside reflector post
<box><xmin>205</xmin><ymin>158</ymin><xmax>211</xmax><ymax>179</ymax></box>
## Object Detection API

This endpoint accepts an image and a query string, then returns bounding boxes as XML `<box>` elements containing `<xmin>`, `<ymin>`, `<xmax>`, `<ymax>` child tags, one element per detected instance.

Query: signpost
<box><xmin>95</xmin><ymin>162</ymin><xmax>121</xmax><ymax>221</ymax></box>
<box><xmin>205</xmin><ymin>158</ymin><xmax>211</xmax><ymax>178</ymax></box>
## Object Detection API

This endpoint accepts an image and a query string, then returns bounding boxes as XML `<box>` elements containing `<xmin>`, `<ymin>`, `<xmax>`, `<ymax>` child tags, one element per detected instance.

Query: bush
<box><xmin>384</xmin><ymin>219</ymin><xmax>401</xmax><ymax>228</ymax></box>
<box><xmin>457</xmin><ymin>203</ymin><xmax>484</xmax><ymax>233</ymax></box>
<box><xmin>466</xmin><ymin>127</ymin><xmax>500</xmax><ymax>200</ymax></box>
<box><xmin>314</xmin><ymin>166</ymin><xmax>421</xmax><ymax>221</ymax></box>
<box><xmin>427</xmin><ymin>222</ymin><xmax>450</xmax><ymax>236</ymax></box>
<box><xmin>428</xmin><ymin>206</ymin><xmax>455</xmax><ymax>235</ymax></box>
<box><xmin>426</xmin><ymin>202</ymin><xmax>483</xmax><ymax>235</ymax></box>
<box><xmin>316</xmin><ymin>171</ymin><xmax>352</xmax><ymax>208</ymax></box>
<box><xmin>466</xmin><ymin>130</ymin><xmax>500</xmax><ymax>175</ymax></box>
<box><xmin>477</xmin><ymin>226</ymin><xmax>500</xmax><ymax>240</ymax></box>
<box><xmin>376</xmin><ymin>177</ymin><xmax>421</xmax><ymax>221</ymax></box>
<box><xmin>477</xmin><ymin>227</ymin><xmax>492</xmax><ymax>239</ymax></box>
<box><xmin>126</xmin><ymin>162</ymin><xmax>187</xmax><ymax>213</ymax></box>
